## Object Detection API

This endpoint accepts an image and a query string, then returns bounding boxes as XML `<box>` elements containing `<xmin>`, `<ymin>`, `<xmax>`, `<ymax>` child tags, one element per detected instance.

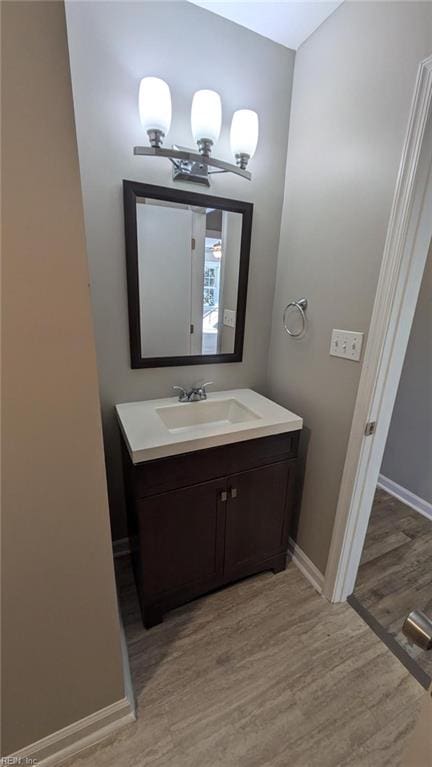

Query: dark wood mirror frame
<box><xmin>123</xmin><ymin>180</ymin><xmax>253</xmax><ymax>369</ymax></box>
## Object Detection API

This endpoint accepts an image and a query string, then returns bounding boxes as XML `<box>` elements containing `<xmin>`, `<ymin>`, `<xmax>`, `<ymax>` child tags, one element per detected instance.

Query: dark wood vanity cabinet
<box><xmin>136</xmin><ymin>479</ymin><xmax>225</xmax><ymax>598</ymax></box>
<box><xmin>121</xmin><ymin>430</ymin><xmax>300</xmax><ymax>628</ymax></box>
<box><xmin>224</xmin><ymin>461</ymin><xmax>294</xmax><ymax>577</ymax></box>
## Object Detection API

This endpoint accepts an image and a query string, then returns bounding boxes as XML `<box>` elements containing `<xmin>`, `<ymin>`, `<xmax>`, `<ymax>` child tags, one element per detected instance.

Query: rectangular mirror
<box><xmin>123</xmin><ymin>181</ymin><xmax>253</xmax><ymax>368</ymax></box>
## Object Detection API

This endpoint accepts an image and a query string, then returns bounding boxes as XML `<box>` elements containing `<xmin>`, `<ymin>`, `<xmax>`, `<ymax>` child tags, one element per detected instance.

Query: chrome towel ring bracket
<box><xmin>282</xmin><ymin>298</ymin><xmax>308</xmax><ymax>338</ymax></box>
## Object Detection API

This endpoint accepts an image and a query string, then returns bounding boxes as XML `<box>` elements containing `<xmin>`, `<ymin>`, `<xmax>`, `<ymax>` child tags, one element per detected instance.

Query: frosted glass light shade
<box><xmin>230</xmin><ymin>109</ymin><xmax>259</xmax><ymax>159</ymax></box>
<box><xmin>191</xmin><ymin>90</ymin><xmax>222</xmax><ymax>145</ymax></box>
<box><xmin>138</xmin><ymin>77</ymin><xmax>172</xmax><ymax>137</ymax></box>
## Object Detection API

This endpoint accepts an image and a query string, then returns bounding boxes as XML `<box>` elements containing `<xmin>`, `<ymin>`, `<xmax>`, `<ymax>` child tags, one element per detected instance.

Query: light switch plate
<box><xmin>330</xmin><ymin>329</ymin><xmax>364</xmax><ymax>361</ymax></box>
<box><xmin>223</xmin><ymin>309</ymin><xmax>236</xmax><ymax>328</ymax></box>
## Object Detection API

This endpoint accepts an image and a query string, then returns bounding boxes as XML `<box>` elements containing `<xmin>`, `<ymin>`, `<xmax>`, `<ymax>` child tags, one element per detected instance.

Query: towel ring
<box><xmin>283</xmin><ymin>298</ymin><xmax>308</xmax><ymax>338</ymax></box>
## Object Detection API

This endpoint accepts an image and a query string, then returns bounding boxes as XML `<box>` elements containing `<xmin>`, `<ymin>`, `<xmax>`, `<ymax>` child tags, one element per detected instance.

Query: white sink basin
<box><xmin>156</xmin><ymin>398</ymin><xmax>260</xmax><ymax>433</ymax></box>
<box><xmin>116</xmin><ymin>389</ymin><xmax>303</xmax><ymax>464</ymax></box>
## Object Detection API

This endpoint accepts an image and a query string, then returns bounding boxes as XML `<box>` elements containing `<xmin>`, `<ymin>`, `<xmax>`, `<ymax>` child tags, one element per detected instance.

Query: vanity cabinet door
<box><xmin>224</xmin><ymin>461</ymin><xmax>294</xmax><ymax>575</ymax></box>
<box><xmin>137</xmin><ymin>479</ymin><xmax>226</xmax><ymax>597</ymax></box>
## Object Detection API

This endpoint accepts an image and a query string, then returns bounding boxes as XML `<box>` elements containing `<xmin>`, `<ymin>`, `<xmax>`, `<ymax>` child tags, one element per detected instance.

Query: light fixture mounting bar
<box><xmin>133</xmin><ymin>145</ymin><xmax>251</xmax><ymax>186</ymax></box>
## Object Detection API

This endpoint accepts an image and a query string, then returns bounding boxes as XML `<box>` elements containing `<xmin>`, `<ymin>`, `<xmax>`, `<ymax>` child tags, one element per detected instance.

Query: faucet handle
<box><xmin>173</xmin><ymin>385</ymin><xmax>189</xmax><ymax>402</ymax></box>
<box><xmin>198</xmin><ymin>381</ymin><xmax>213</xmax><ymax>399</ymax></box>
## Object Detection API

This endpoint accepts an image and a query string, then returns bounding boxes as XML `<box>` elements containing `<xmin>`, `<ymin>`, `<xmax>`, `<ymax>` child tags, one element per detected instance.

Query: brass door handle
<box><xmin>230</xmin><ymin>488</ymin><xmax>238</xmax><ymax>499</ymax></box>
<box><xmin>220</xmin><ymin>491</ymin><xmax>228</xmax><ymax>502</ymax></box>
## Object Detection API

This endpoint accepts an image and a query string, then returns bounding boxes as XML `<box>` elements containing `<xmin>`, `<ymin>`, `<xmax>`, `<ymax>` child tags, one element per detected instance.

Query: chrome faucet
<box><xmin>173</xmin><ymin>382</ymin><xmax>213</xmax><ymax>403</ymax></box>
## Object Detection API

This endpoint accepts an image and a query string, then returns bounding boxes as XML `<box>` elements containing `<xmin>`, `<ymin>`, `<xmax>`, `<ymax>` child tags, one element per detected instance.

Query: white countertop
<box><xmin>116</xmin><ymin>389</ymin><xmax>302</xmax><ymax>465</ymax></box>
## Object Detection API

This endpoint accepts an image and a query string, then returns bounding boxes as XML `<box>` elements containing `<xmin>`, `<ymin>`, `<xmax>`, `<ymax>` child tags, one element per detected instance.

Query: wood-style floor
<box><xmin>354</xmin><ymin>487</ymin><xmax>432</xmax><ymax>680</ymax></box>
<box><xmin>63</xmin><ymin>555</ymin><xmax>423</xmax><ymax>767</ymax></box>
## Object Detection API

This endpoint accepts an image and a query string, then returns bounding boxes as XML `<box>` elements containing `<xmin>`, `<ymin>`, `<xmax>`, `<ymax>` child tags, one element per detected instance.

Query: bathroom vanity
<box><xmin>118</xmin><ymin>389</ymin><xmax>302</xmax><ymax>628</ymax></box>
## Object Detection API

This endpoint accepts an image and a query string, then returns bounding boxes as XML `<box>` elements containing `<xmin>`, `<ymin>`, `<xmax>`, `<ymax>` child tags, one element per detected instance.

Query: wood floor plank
<box><xmin>61</xmin><ymin>553</ymin><xmax>423</xmax><ymax>767</ymax></box>
<box><xmin>360</xmin><ymin>530</ymin><xmax>411</xmax><ymax>565</ymax></box>
<box><xmin>354</xmin><ymin>487</ymin><xmax>432</xmax><ymax>680</ymax></box>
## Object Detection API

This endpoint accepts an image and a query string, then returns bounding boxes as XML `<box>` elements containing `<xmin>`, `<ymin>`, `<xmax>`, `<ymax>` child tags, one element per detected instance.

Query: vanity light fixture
<box><xmin>230</xmin><ymin>109</ymin><xmax>259</xmax><ymax>170</ymax></box>
<box><xmin>211</xmin><ymin>241</ymin><xmax>222</xmax><ymax>258</ymax></box>
<box><xmin>191</xmin><ymin>89</ymin><xmax>222</xmax><ymax>157</ymax></box>
<box><xmin>134</xmin><ymin>77</ymin><xmax>259</xmax><ymax>186</ymax></box>
<box><xmin>138</xmin><ymin>77</ymin><xmax>172</xmax><ymax>149</ymax></box>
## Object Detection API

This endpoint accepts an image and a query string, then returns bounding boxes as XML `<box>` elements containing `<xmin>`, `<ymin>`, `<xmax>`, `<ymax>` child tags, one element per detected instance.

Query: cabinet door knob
<box><xmin>220</xmin><ymin>490</ymin><xmax>228</xmax><ymax>502</ymax></box>
<box><xmin>230</xmin><ymin>488</ymin><xmax>238</xmax><ymax>499</ymax></box>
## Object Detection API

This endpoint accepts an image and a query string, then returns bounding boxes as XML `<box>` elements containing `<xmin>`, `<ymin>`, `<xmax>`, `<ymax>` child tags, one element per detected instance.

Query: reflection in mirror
<box><xmin>136</xmin><ymin>198</ymin><xmax>242</xmax><ymax>358</ymax></box>
<box><xmin>123</xmin><ymin>181</ymin><xmax>253</xmax><ymax>368</ymax></box>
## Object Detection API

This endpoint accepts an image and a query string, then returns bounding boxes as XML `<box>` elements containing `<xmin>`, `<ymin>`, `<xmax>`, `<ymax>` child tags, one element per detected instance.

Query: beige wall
<box><xmin>1</xmin><ymin>1</ymin><xmax>124</xmax><ymax>755</ymax></box>
<box><xmin>267</xmin><ymin>1</ymin><xmax>432</xmax><ymax>574</ymax></box>
<box><xmin>65</xmin><ymin>0</ymin><xmax>295</xmax><ymax>540</ymax></box>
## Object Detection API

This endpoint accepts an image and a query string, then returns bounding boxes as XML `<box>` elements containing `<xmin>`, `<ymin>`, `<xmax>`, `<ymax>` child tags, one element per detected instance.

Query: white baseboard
<box><xmin>288</xmin><ymin>538</ymin><xmax>324</xmax><ymax>594</ymax></box>
<box><xmin>378</xmin><ymin>474</ymin><xmax>432</xmax><ymax>522</ymax></box>
<box><xmin>113</xmin><ymin>537</ymin><xmax>130</xmax><ymax>558</ymax></box>
<box><xmin>6</xmin><ymin>696</ymin><xmax>136</xmax><ymax>766</ymax></box>
<box><xmin>119</xmin><ymin>620</ymin><xmax>136</xmax><ymax>717</ymax></box>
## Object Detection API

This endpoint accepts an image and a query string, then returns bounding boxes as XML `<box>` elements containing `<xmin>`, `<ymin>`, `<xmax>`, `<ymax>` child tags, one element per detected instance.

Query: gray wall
<box><xmin>2</xmin><ymin>1</ymin><xmax>125</xmax><ymax>753</ymax></box>
<box><xmin>266</xmin><ymin>1</ymin><xmax>432</xmax><ymax>574</ymax></box>
<box><xmin>65</xmin><ymin>0</ymin><xmax>295</xmax><ymax>539</ymax></box>
<box><xmin>381</xmin><ymin>242</ymin><xmax>432</xmax><ymax>504</ymax></box>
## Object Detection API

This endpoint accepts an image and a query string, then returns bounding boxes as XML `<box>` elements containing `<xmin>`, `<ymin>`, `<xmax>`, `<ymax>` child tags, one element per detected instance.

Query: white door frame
<box><xmin>323</xmin><ymin>54</ymin><xmax>432</xmax><ymax>603</ymax></box>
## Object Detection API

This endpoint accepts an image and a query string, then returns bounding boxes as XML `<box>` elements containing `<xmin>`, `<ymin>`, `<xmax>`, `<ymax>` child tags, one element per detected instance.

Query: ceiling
<box><xmin>188</xmin><ymin>1</ymin><xmax>343</xmax><ymax>50</ymax></box>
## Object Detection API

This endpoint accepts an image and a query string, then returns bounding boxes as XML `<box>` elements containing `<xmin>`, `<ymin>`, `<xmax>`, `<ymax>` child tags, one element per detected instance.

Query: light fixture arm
<box><xmin>133</xmin><ymin>145</ymin><xmax>251</xmax><ymax>186</ymax></box>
